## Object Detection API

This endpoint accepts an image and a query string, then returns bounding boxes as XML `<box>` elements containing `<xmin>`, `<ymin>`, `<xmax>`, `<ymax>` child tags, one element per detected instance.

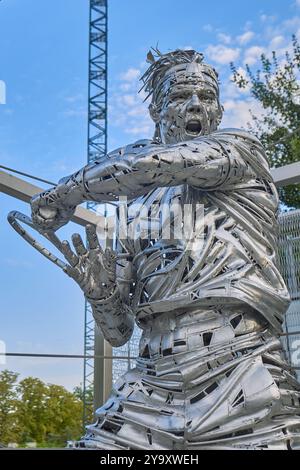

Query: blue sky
<box><xmin>1</xmin><ymin>0</ymin><xmax>300</xmax><ymax>390</ymax></box>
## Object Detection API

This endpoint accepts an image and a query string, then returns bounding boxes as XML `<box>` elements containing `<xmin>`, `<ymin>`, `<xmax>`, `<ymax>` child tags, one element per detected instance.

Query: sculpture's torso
<box><xmin>117</xmin><ymin>146</ymin><xmax>289</xmax><ymax>333</ymax></box>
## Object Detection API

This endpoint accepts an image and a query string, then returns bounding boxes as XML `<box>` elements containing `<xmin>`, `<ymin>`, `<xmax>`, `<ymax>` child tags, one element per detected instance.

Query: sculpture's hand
<box><xmin>30</xmin><ymin>187</ymin><xmax>76</xmax><ymax>232</ymax></box>
<box><xmin>61</xmin><ymin>224</ymin><xmax>117</xmax><ymax>300</ymax></box>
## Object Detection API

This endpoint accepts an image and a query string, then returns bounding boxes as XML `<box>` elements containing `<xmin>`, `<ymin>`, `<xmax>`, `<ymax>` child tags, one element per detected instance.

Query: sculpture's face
<box><xmin>154</xmin><ymin>76</ymin><xmax>222</xmax><ymax>144</ymax></box>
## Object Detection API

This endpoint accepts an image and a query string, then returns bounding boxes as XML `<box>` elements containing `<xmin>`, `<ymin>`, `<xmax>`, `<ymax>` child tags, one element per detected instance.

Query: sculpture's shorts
<box><xmin>76</xmin><ymin>308</ymin><xmax>300</xmax><ymax>450</ymax></box>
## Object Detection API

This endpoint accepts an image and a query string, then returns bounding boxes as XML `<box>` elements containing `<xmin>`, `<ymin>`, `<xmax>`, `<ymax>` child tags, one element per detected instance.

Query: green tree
<box><xmin>42</xmin><ymin>383</ymin><xmax>83</xmax><ymax>447</ymax></box>
<box><xmin>73</xmin><ymin>384</ymin><xmax>94</xmax><ymax>426</ymax></box>
<box><xmin>17</xmin><ymin>377</ymin><xmax>49</xmax><ymax>445</ymax></box>
<box><xmin>0</xmin><ymin>370</ymin><xmax>20</xmax><ymax>444</ymax></box>
<box><xmin>231</xmin><ymin>35</ymin><xmax>300</xmax><ymax>208</ymax></box>
<box><xmin>17</xmin><ymin>377</ymin><xmax>84</xmax><ymax>447</ymax></box>
<box><xmin>0</xmin><ymin>371</ymin><xmax>85</xmax><ymax>447</ymax></box>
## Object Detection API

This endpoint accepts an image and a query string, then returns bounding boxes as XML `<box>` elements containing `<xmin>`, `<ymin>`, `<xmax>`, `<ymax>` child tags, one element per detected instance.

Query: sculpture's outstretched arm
<box><xmin>30</xmin><ymin>129</ymin><xmax>268</xmax><ymax>232</ymax></box>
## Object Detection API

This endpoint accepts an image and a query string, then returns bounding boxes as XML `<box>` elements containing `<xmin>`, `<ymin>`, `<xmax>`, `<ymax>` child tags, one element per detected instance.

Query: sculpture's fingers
<box><xmin>31</xmin><ymin>212</ymin><xmax>51</xmax><ymax>227</ymax></box>
<box><xmin>61</xmin><ymin>240</ymin><xmax>79</xmax><ymax>267</ymax></box>
<box><xmin>102</xmin><ymin>248</ymin><xmax>117</xmax><ymax>275</ymax></box>
<box><xmin>72</xmin><ymin>233</ymin><xmax>88</xmax><ymax>256</ymax></box>
<box><xmin>86</xmin><ymin>224</ymin><xmax>101</xmax><ymax>251</ymax></box>
<box><xmin>63</xmin><ymin>264</ymin><xmax>79</xmax><ymax>281</ymax></box>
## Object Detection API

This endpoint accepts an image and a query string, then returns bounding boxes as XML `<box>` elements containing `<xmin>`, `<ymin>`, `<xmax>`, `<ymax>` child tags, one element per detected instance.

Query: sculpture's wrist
<box><xmin>87</xmin><ymin>285</ymin><xmax>134</xmax><ymax>347</ymax></box>
<box><xmin>56</xmin><ymin>168</ymin><xmax>85</xmax><ymax>207</ymax></box>
<box><xmin>85</xmin><ymin>284</ymin><xmax>119</xmax><ymax>305</ymax></box>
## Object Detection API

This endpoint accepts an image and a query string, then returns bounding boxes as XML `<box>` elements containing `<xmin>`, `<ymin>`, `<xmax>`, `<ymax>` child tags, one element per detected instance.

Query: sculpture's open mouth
<box><xmin>185</xmin><ymin>119</ymin><xmax>202</xmax><ymax>135</ymax></box>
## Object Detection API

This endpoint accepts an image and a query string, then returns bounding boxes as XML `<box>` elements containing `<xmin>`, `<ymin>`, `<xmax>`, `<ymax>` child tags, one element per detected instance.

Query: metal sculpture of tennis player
<box><xmin>20</xmin><ymin>50</ymin><xmax>300</xmax><ymax>449</ymax></box>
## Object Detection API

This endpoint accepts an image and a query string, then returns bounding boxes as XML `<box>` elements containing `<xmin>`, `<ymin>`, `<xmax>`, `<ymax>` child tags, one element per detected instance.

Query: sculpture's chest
<box><xmin>125</xmin><ymin>185</ymin><xmax>208</xmax><ymax>253</ymax></box>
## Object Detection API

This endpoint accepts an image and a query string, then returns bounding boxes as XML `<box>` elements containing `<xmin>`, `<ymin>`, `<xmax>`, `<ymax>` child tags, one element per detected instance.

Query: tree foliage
<box><xmin>0</xmin><ymin>370</ymin><xmax>85</xmax><ymax>447</ymax></box>
<box><xmin>0</xmin><ymin>370</ymin><xmax>20</xmax><ymax>444</ymax></box>
<box><xmin>73</xmin><ymin>384</ymin><xmax>94</xmax><ymax>425</ymax></box>
<box><xmin>231</xmin><ymin>35</ymin><xmax>300</xmax><ymax>209</ymax></box>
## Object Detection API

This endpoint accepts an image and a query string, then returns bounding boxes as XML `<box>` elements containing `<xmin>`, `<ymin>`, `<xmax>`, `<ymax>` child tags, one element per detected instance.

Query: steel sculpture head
<box><xmin>141</xmin><ymin>49</ymin><xmax>223</xmax><ymax>144</ymax></box>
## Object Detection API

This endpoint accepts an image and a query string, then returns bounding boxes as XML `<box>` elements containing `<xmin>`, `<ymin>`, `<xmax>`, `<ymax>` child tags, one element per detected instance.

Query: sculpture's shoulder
<box><xmin>211</xmin><ymin>128</ymin><xmax>264</xmax><ymax>149</ymax></box>
<box><xmin>107</xmin><ymin>139</ymin><xmax>159</xmax><ymax>159</ymax></box>
<box><xmin>188</xmin><ymin>128</ymin><xmax>266</xmax><ymax>158</ymax></box>
<box><xmin>212</xmin><ymin>127</ymin><xmax>271</xmax><ymax>174</ymax></box>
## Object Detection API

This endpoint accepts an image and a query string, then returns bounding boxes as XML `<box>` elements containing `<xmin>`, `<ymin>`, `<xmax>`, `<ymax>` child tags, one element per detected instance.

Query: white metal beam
<box><xmin>271</xmin><ymin>161</ymin><xmax>300</xmax><ymax>187</ymax></box>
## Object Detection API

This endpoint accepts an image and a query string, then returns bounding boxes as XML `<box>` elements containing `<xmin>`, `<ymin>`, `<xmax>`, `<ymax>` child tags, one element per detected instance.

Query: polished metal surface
<box><xmin>11</xmin><ymin>49</ymin><xmax>300</xmax><ymax>449</ymax></box>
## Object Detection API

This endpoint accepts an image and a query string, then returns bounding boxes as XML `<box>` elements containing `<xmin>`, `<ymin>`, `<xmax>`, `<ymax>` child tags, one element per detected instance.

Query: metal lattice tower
<box><xmin>83</xmin><ymin>0</ymin><xmax>108</xmax><ymax>427</ymax></box>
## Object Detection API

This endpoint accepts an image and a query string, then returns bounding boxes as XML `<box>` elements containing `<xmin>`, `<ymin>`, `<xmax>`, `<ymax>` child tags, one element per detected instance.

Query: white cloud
<box><xmin>243</xmin><ymin>46</ymin><xmax>265</xmax><ymax>65</ymax></box>
<box><xmin>222</xmin><ymin>99</ymin><xmax>264</xmax><ymax>129</ymax></box>
<box><xmin>181</xmin><ymin>45</ymin><xmax>194</xmax><ymax>51</ymax></box>
<box><xmin>260</xmin><ymin>14</ymin><xmax>277</xmax><ymax>23</ymax></box>
<box><xmin>120</xmin><ymin>68</ymin><xmax>140</xmax><ymax>81</ymax></box>
<box><xmin>0</xmin><ymin>80</ymin><xmax>6</xmax><ymax>104</ymax></box>
<box><xmin>220</xmin><ymin>81</ymin><xmax>243</xmax><ymax>101</ymax></box>
<box><xmin>226</xmin><ymin>67</ymin><xmax>251</xmax><ymax>95</ymax></box>
<box><xmin>203</xmin><ymin>24</ymin><xmax>213</xmax><ymax>32</ymax></box>
<box><xmin>296</xmin><ymin>0</ymin><xmax>300</xmax><ymax>6</ymax></box>
<box><xmin>217</xmin><ymin>33</ymin><xmax>231</xmax><ymax>45</ymax></box>
<box><xmin>128</xmin><ymin>104</ymin><xmax>149</xmax><ymax>117</ymax></box>
<box><xmin>119</xmin><ymin>82</ymin><xmax>132</xmax><ymax>92</ymax></box>
<box><xmin>282</xmin><ymin>16</ymin><xmax>300</xmax><ymax>31</ymax></box>
<box><xmin>109</xmin><ymin>62</ymin><xmax>154</xmax><ymax>141</ymax></box>
<box><xmin>237</xmin><ymin>31</ymin><xmax>255</xmax><ymax>45</ymax></box>
<box><xmin>121</xmin><ymin>94</ymin><xmax>137</xmax><ymax>107</ymax></box>
<box><xmin>244</xmin><ymin>21</ymin><xmax>253</xmax><ymax>31</ymax></box>
<box><xmin>205</xmin><ymin>45</ymin><xmax>241</xmax><ymax>64</ymax></box>
<box><xmin>270</xmin><ymin>35</ymin><xmax>285</xmax><ymax>48</ymax></box>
